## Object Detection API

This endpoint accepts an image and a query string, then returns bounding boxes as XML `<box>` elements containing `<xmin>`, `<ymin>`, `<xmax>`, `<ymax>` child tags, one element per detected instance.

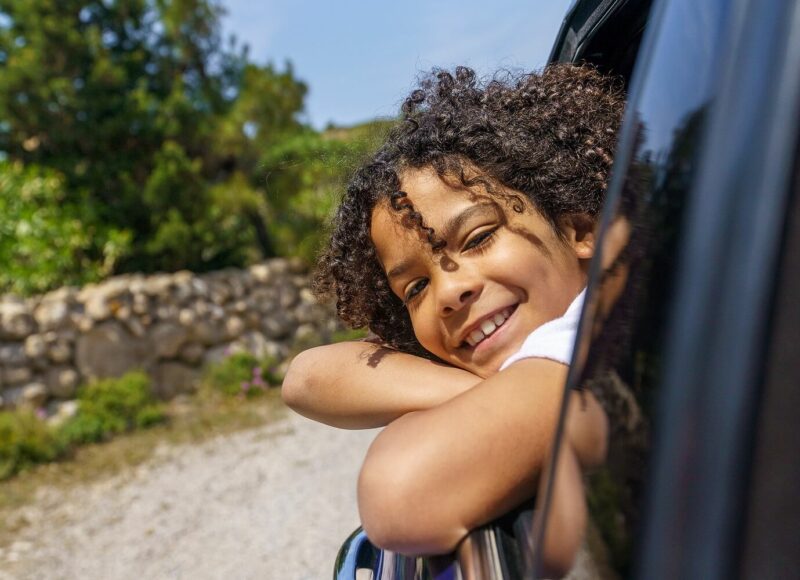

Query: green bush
<box><xmin>0</xmin><ymin>410</ymin><xmax>65</xmax><ymax>480</ymax></box>
<box><xmin>59</xmin><ymin>371</ymin><xmax>166</xmax><ymax>445</ymax></box>
<box><xmin>203</xmin><ymin>352</ymin><xmax>279</xmax><ymax>398</ymax></box>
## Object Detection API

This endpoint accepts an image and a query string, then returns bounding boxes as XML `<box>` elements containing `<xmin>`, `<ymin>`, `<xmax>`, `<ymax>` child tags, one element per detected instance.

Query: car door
<box><xmin>535</xmin><ymin>0</ymin><xmax>800</xmax><ymax>578</ymax></box>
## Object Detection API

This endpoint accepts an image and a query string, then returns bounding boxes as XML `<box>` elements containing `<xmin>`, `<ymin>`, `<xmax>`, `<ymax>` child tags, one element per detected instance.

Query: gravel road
<box><xmin>0</xmin><ymin>407</ymin><xmax>379</xmax><ymax>580</ymax></box>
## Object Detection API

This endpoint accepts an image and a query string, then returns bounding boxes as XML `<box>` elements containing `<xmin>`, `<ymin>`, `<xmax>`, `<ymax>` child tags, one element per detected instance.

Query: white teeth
<box><xmin>467</xmin><ymin>329</ymin><xmax>485</xmax><ymax>346</ymax></box>
<box><xmin>465</xmin><ymin>308</ymin><xmax>513</xmax><ymax>348</ymax></box>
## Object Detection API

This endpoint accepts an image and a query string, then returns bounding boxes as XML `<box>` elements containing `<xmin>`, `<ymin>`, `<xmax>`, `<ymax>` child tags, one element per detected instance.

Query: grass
<box><xmin>0</xmin><ymin>389</ymin><xmax>286</xmax><ymax>544</ymax></box>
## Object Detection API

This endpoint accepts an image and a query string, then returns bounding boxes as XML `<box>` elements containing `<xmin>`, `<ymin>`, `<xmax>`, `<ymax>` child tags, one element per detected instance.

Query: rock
<box><xmin>125</xmin><ymin>317</ymin><xmax>147</xmax><ymax>338</ymax></box>
<box><xmin>81</xmin><ymin>278</ymin><xmax>131</xmax><ymax>321</ymax></box>
<box><xmin>224</xmin><ymin>316</ymin><xmax>245</xmax><ymax>339</ymax></box>
<box><xmin>172</xmin><ymin>271</ymin><xmax>195</xmax><ymax>302</ymax></box>
<box><xmin>236</xmin><ymin>331</ymin><xmax>269</xmax><ymax>359</ymax></box>
<box><xmin>228</xmin><ymin>277</ymin><xmax>246</xmax><ymax>300</ymax></box>
<box><xmin>262</xmin><ymin>312</ymin><xmax>292</xmax><ymax>340</ymax></box>
<box><xmin>33</xmin><ymin>300</ymin><xmax>71</xmax><ymax>331</ymax></box>
<box><xmin>46</xmin><ymin>367</ymin><xmax>80</xmax><ymax>399</ymax></box>
<box><xmin>244</xmin><ymin>310</ymin><xmax>262</xmax><ymax>330</ymax></box>
<box><xmin>155</xmin><ymin>304</ymin><xmax>178</xmax><ymax>321</ymax></box>
<box><xmin>0</xmin><ymin>343</ymin><xmax>27</xmax><ymax>366</ymax></box>
<box><xmin>24</xmin><ymin>334</ymin><xmax>48</xmax><ymax>358</ymax></box>
<box><xmin>30</xmin><ymin>356</ymin><xmax>50</xmax><ymax>372</ymax></box>
<box><xmin>191</xmin><ymin>278</ymin><xmax>209</xmax><ymax>298</ymax></box>
<box><xmin>132</xmin><ymin>292</ymin><xmax>150</xmax><ymax>315</ymax></box>
<box><xmin>249</xmin><ymin>263</ymin><xmax>272</xmax><ymax>284</ymax></box>
<box><xmin>287</xmin><ymin>256</ymin><xmax>307</xmax><ymax>274</ymax></box>
<box><xmin>152</xmin><ymin>322</ymin><xmax>188</xmax><ymax>359</ymax></box>
<box><xmin>203</xmin><ymin>343</ymin><xmax>238</xmax><ymax>365</ymax></box>
<box><xmin>251</xmin><ymin>287</ymin><xmax>278</xmax><ymax>307</ymax></box>
<box><xmin>177</xmin><ymin>342</ymin><xmax>205</xmax><ymax>366</ymax></box>
<box><xmin>0</xmin><ymin>301</ymin><xmax>35</xmax><ymax>339</ymax></box>
<box><xmin>4</xmin><ymin>366</ymin><xmax>32</xmax><ymax>385</ymax></box>
<box><xmin>299</xmin><ymin>288</ymin><xmax>316</xmax><ymax>304</ymax></box>
<box><xmin>151</xmin><ymin>362</ymin><xmax>200</xmax><ymax>399</ymax></box>
<box><xmin>208</xmin><ymin>282</ymin><xmax>230</xmax><ymax>305</ymax></box>
<box><xmin>269</xmin><ymin>258</ymin><xmax>290</xmax><ymax>275</ymax></box>
<box><xmin>262</xmin><ymin>340</ymin><xmax>288</xmax><ymax>361</ymax></box>
<box><xmin>294</xmin><ymin>323</ymin><xmax>319</xmax><ymax>346</ymax></box>
<box><xmin>75</xmin><ymin>321</ymin><xmax>153</xmax><ymax>381</ymax></box>
<box><xmin>1</xmin><ymin>385</ymin><xmax>23</xmax><ymax>408</ymax></box>
<box><xmin>277</xmin><ymin>283</ymin><xmax>299</xmax><ymax>309</ymax></box>
<box><xmin>190</xmin><ymin>320</ymin><xmax>224</xmax><ymax>346</ymax></box>
<box><xmin>21</xmin><ymin>382</ymin><xmax>48</xmax><ymax>408</ymax></box>
<box><xmin>208</xmin><ymin>304</ymin><xmax>225</xmax><ymax>321</ymax></box>
<box><xmin>42</xmin><ymin>286</ymin><xmax>78</xmax><ymax>303</ymax></box>
<box><xmin>178</xmin><ymin>308</ymin><xmax>196</xmax><ymax>326</ymax></box>
<box><xmin>74</xmin><ymin>314</ymin><xmax>94</xmax><ymax>332</ymax></box>
<box><xmin>141</xmin><ymin>274</ymin><xmax>173</xmax><ymax>298</ymax></box>
<box><xmin>47</xmin><ymin>337</ymin><xmax>73</xmax><ymax>363</ymax></box>
<box><xmin>113</xmin><ymin>303</ymin><xmax>132</xmax><ymax>321</ymax></box>
<box><xmin>294</xmin><ymin>303</ymin><xmax>317</xmax><ymax>325</ymax></box>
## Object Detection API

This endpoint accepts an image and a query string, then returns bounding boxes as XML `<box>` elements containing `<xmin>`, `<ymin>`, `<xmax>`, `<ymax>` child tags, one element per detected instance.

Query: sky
<box><xmin>220</xmin><ymin>0</ymin><xmax>574</xmax><ymax>129</ymax></box>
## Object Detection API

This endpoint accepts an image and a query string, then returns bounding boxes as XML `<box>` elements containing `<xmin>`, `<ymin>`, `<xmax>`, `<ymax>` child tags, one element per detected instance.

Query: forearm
<box><xmin>564</xmin><ymin>389</ymin><xmax>608</xmax><ymax>470</ymax></box>
<box><xmin>358</xmin><ymin>358</ymin><xmax>568</xmax><ymax>555</ymax></box>
<box><xmin>282</xmin><ymin>341</ymin><xmax>482</xmax><ymax>429</ymax></box>
<box><xmin>538</xmin><ymin>441</ymin><xmax>587</xmax><ymax>577</ymax></box>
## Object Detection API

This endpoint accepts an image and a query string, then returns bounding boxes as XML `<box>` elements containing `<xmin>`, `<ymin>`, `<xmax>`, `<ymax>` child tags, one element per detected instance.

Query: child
<box><xmin>283</xmin><ymin>64</ymin><xmax>623</xmax><ymax>574</ymax></box>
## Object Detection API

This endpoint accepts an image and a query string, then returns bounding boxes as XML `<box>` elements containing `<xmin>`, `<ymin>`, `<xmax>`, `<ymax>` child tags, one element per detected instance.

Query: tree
<box><xmin>0</xmin><ymin>0</ymin><xmax>389</xmax><ymax>294</ymax></box>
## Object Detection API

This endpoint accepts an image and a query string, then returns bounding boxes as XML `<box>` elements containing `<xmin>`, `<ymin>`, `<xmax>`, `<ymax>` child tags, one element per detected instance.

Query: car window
<box><xmin>534</xmin><ymin>0</ymin><xmax>733</xmax><ymax>575</ymax></box>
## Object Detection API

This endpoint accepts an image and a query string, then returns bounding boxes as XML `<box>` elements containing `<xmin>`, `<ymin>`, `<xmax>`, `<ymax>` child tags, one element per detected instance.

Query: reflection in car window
<box><xmin>539</xmin><ymin>0</ymin><xmax>733</xmax><ymax>576</ymax></box>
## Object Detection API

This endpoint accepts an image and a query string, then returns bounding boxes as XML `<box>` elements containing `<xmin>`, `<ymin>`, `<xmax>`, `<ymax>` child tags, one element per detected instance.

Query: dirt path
<box><xmin>0</xmin><ymin>407</ymin><xmax>378</xmax><ymax>580</ymax></box>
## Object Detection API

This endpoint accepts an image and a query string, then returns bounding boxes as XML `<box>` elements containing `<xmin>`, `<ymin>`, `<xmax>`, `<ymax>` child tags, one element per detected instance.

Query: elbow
<box><xmin>280</xmin><ymin>349</ymin><xmax>313</xmax><ymax>412</ymax></box>
<box><xmin>357</xmin><ymin>419</ymin><xmax>467</xmax><ymax>555</ymax></box>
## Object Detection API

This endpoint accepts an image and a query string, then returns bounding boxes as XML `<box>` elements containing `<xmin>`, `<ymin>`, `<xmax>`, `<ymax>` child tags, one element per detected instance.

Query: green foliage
<box><xmin>0</xmin><ymin>410</ymin><xmax>65</xmax><ymax>480</ymax></box>
<box><xmin>330</xmin><ymin>328</ymin><xmax>369</xmax><ymax>343</ymax></box>
<box><xmin>0</xmin><ymin>1</ymin><xmax>394</xmax><ymax>293</ymax></box>
<box><xmin>0</xmin><ymin>161</ymin><xmax>131</xmax><ymax>294</ymax></box>
<box><xmin>203</xmin><ymin>352</ymin><xmax>279</xmax><ymax>398</ymax></box>
<box><xmin>59</xmin><ymin>371</ymin><xmax>166</xmax><ymax>445</ymax></box>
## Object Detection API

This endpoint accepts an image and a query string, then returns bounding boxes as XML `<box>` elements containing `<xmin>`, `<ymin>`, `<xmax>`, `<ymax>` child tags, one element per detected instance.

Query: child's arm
<box><xmin>282</xmin><ymin>341</ymin><xmax>482</xmax><ymax>429</ymax></box>
<box><xmin>357</xmin><ymin>357</ymin><xmax>607</xmax><ymax>556</ymax></box>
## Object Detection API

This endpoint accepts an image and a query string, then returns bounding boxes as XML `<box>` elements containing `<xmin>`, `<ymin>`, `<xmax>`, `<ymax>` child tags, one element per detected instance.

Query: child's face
<box><xmin>371</xmin><ymin>167</ymin><xmax>593</xmax><ymax>378</ymax></box>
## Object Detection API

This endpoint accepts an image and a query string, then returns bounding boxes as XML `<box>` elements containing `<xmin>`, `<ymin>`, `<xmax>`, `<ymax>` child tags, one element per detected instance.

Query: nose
<box><xmin>435</xmin><ymin>271</ymin><xmax>482</xmax><ymax>317</ymax></box>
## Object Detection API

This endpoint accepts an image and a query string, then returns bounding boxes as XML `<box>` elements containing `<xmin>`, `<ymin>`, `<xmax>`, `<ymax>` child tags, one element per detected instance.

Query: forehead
<box><xmin>371</xmin><ymin>169</ymin><xmax>488</xmax><ymax>245</ymax></box>
<box><xmin>369</xmin><ymin>168</ymin><xmax>509</xmax><ymax>276</ymax></box>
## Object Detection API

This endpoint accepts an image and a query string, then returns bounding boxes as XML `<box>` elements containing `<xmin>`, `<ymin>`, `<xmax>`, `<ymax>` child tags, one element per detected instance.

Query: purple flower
<box><xmin>240</xmin><ymin>381</ymin><xmax>251</xmax><ymax>392</ymax></box>
<box><xmin>36</xmin><ymin>407</ymin><xmax>47</xmax><ymax>420</ymax></box>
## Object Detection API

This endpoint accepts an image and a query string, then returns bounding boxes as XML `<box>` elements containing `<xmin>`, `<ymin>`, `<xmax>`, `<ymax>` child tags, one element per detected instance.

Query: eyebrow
<box><xmin>385</xmin><ymin>202</ymin><xmax>498</xmax><ymax>281</ymax></box>
<box><xmin>440</xmin><ymin>202</ymin><xmax>498</xmax><ymax>241</ymax></box>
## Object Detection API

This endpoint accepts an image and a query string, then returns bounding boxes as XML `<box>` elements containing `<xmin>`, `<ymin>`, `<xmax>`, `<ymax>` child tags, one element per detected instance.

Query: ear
<box><xmin>558</xmin><ymin>213</ymin><xmax>597</xmax><ymax>260</ymax></box>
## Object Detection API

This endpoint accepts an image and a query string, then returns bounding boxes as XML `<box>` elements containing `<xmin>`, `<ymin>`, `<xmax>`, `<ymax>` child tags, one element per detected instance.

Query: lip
<box><xmin>457</xmin><ymin>304</ymin><xmax>519</xmax><ymax>349</ymax></box>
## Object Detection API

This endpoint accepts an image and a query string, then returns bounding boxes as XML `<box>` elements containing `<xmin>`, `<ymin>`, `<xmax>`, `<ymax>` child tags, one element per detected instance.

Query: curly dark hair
<box><xmin>314</xmin><ymin>64</ymin><xmax>625</xmax><ymax>356</ymax></box>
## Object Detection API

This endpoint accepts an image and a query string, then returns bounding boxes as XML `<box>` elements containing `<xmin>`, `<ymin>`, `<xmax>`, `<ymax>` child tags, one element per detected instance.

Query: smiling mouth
<box><xmin>463</xmin><ymin>306</ymin><xmax>516</xmax><ymax>348</ymax></box>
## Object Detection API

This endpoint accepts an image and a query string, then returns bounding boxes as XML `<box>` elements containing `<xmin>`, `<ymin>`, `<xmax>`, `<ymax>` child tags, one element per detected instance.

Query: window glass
<box><xmin>537</xmin><ymin>0</ymin><xmax>732</xmax><ymax>575</ymax></box>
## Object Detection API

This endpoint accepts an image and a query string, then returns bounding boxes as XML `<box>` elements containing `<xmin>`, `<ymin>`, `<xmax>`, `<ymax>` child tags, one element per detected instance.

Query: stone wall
<box><xmin>0</xmin><ymin>258</ymin><xmax>340</xmax><ymax>413</ymax></box>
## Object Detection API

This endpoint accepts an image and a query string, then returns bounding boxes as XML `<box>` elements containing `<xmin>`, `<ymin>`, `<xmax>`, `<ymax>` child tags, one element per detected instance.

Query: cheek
<box><xmin>409</xmin><ymin>310</ymin><xmax>441</xmax><ymax>352</ymax></box>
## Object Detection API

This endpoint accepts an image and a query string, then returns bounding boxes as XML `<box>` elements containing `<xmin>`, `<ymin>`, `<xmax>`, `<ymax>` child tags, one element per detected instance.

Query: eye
<box><xmin>404</xmin><ymin>278</ymin><xmax>429</xmax><ymax>304</ymax></box>
<box><xmin>463</xmin><ymin>227</ymin><xmax>498</xmax><ymax>252</ymax></box>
